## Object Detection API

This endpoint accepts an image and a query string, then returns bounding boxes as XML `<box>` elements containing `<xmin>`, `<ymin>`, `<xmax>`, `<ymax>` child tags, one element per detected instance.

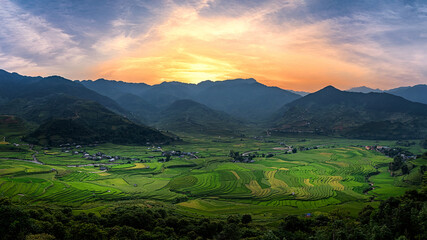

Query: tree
<box><xmin>241</xmin><ymin>214</ymin><xmax>252</xmax><ymax>224</ymax></box>
<box><xmin>109</xmin><ymin>226</ymin><xmax>138</xmax><ymax>240</ymax></box>
<box><xmin>279</xmin><ymin>215</ymin><xmax>307</xmax><ymax>233</ymax></box>
<box><xmin>70</xmin><ymin>222</ymin><xmax>106</xmax><ymax>240</ymax></box>
<box><xmin>389</xmin><ymin>155</ymin><xmax>403</xmax><ymax>171</ymax></box>
<box><xmin>219</xmin><ymin>223</ymin><xmax>241</xmax><ymax>240</ymax></box>
<box><xmin>196</xmin><ymin>221</ymin><xmax>221</xmax><ymax>239</ymax></box>
<box><xmin>358</xmin><ymin>205</ymin><xmax>374</xmax><ymax>224</ymax></box>
<box><xmin>261</xmin><ymin>230</ymin><xmax>280</xmax><ymax>240</ymax></box>
<box><xmin>370</xmin><ymin>225</ymin><xmax>392</xmax><ymax>240</ymax></box>
<box><xmin>227</xmin><ymin>215</ymin><xmax>240</xmax><ymax>224</ymax></box>
<box><xmin>0</xmin><ymin>205</ymin><xmax>33</xmax><ymax>240</ymax></box>
<box><xmin>401</xmin><ymin>164</ymin><xmax>409</xmax><ymax>175</ymax></box>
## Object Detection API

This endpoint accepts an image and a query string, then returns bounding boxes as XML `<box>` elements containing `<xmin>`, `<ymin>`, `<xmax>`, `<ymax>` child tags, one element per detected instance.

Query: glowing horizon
<box><xmin>0</xmin><ymin>0</ymin><xmax>426</xmax><ymax>92</ymax></box>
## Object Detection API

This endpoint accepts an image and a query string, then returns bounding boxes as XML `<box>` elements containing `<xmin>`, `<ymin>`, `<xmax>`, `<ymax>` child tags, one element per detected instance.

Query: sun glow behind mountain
<box><xmin>0</xmin><ymin>0</ymin><xmax>426</xmax><ymax>91</ymax></box>
<box><xmin>89</xmin><ymin>0</ymin><xmax>370</xmax><ymax>90</ymax></box>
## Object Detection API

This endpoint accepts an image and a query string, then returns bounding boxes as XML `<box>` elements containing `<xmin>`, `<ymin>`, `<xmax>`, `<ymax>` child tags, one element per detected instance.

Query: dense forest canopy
<box><xmin>1</xmin><ymin>187</ymin><xmax>426</xmax><ymax>240</ymax></box>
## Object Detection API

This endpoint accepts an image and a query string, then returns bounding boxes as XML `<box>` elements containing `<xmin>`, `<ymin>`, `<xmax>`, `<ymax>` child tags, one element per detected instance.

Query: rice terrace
<box><xmin>1</xmin><ymin>130</ymin><xmax>425</xmax><ymax>218</ymax></box>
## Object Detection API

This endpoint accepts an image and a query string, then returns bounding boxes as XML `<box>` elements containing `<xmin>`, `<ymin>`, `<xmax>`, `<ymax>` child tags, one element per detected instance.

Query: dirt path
<box><xmin>32</xmin><ymin>153</ymin><xmax>44</xmax><ymax>165</ymax></box>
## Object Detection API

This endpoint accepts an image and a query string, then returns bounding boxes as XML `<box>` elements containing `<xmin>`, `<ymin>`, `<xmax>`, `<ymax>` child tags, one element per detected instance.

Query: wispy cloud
<box><xmin>310</xmin><ymin>3</ymin><xmax>427</xmax><ymax>88</ymax></box>
<box><xmin>0</xmin><ymin>51</ymin><xmax>42</xmax><ymax>74</ymax></box>
<box><xmin>0</xmin><ymin>0</ymin><xmax>86</xmax><ymax>77</ymax></box>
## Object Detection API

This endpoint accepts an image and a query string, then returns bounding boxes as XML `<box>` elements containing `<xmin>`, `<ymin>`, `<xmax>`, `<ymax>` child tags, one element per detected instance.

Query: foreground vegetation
<box><xmin>1</xmin><ymin>188</ymin><xmax>426</xmax><ymax>240</ymax></box>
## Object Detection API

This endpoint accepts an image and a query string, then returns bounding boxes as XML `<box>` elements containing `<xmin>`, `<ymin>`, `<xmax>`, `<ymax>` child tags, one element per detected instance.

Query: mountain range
<box><xmin>347</xmin><ymin>86</ymin><xmax>382</xmax><ymax>93</ymax></box>
<box><xmin>348</xmin><ymin>85</ymin><xmax>427</xmax><ymax>105</ymax></box>
<box><xmin>81</xmin><ymin>78</ymin><xmax>301</xmax><ymax>122</ymax></box>
<box><xmin>1</xmin><ymin>69</ymin><xmax>427</xmax><ymax>144</ymax></box>
<box><xmin>273</xmin><ymin>86</ymin><xmax>427</xmax><ymax>139</ymax></box>
<box><xmin>0</xmin><ymin>70</ymin><xmax>128</xmax><ymax>117</ymax></box>
<box><xmin>0</xmin><ymin>70</ymin><xmax>173</xmax><ymax>146</ymax></box>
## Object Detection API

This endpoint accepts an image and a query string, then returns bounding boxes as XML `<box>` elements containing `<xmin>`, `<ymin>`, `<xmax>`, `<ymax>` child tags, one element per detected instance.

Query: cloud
<box><xmin>0</xmin><ymin>51</ymin><xmax>43</xmax><ymax>75</ymax></box>
<box><xmin>0</xmin><ymin>0</ymin><xmax>86</xmax><ymax>76</ymax></box>
<box><xmin>1</xmin><ymin>0</ymin><xmax>426</xmax><ymax>90</ymax></box>
<box><xmin>90</xmin><ymin>0</ymin><xmax>372</xmax><ymax>90</ymax></box>
<box><xmin>90</xmin><ymin>1</ymin><xmax>297</xmax><ymax>78</ymax></box>
<box><xmin>313</xmin><ymin>3</ymin><xmax>427</xmax><ymax>88</ymax></box>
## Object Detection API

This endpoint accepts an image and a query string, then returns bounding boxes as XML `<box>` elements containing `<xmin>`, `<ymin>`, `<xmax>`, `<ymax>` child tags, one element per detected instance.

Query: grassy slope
<box><xmin>16</xmin><ymin>95</ymin><xmax>173</xmax><ymax>146</ymax></box>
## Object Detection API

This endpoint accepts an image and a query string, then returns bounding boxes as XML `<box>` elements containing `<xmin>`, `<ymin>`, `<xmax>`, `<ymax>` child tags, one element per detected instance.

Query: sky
<box><xmin>0</xmin><ymin>0</ymin><xmax>426</xmax><ymax>91</ymax></box>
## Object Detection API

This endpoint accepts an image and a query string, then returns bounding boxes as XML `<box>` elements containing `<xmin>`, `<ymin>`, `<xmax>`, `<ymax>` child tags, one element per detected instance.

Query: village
<box><xmin>50</xmin><ymin>143</ymin><xmax>200</xmax><ymax>170</ymax></box>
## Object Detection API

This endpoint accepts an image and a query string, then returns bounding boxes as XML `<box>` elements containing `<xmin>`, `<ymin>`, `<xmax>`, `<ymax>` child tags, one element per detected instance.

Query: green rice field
<box><xmin>0</xmin><ymin>134</ymin><xmax>426</xmax><ymax>218</ymax></box>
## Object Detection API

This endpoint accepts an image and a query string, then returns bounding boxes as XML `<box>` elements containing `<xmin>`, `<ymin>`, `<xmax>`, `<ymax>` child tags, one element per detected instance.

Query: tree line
<box><xmin>1</xmin><ymin>187</ymin><xmax>426</xmax><ymax>240</ymax></box>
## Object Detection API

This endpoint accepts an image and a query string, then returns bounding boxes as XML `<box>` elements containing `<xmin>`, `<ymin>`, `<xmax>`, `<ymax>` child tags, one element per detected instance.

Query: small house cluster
<box><xmin>365</xmin><ymin>145</ymin><xmax>416</xmax><ymax>160</ymax></box>
<box><xmin>156</xmin><ymin>150</ymin><xmax>199</xmax><ymax>163</ymax></box>
<box><xmin>365</xmin><ymin>145</ymin><xmax>390</xmax><ymax>152</ymax></box>
<box><xmin>148</xmin><ymin>146</ymin><xmax>163</xmax><ymax>152</ymax></box>
<box><xmin>61</xmin><ymin>147</ymin><xmax>84</xmax><ymax>154</ymax></box>
<box><xmin>229</xmin><ymin>151</ymin><xmax>256</xmax><ymax>163</ymax></box>
<box><xmin>161</xmin><ymin>150</ymin><xmax>198</xmax><ymax>159</ymax></box>
<box><xmin>278</xmin><ymin>142</ymin><xmax>320</xmax><ymax>154</ymax></box>
<box><xmin>82</xmin><ymin>152</ymin><xmax>142</xmax><ymax>162</ymax></box>
<box><xmin>59</xmin><ymin>143</ymin><xmax>92</xmax><ymax>154</ymax></box>
<box><xmin>58</xmin><ymin>146</ymin><xmax>151</xmax><ymax>163</ymax></box>
<box><xmin>59</xmin><ymin>143</ymin><xmax>98</xmax><ymax>148</ymax></box>
<box><xmin>232</xmin><ymin>158</ymin><xmax>255</xmax><ymax>163</ymax></box>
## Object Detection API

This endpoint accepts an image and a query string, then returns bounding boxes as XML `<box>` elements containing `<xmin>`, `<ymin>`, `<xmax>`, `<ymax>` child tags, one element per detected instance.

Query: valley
<box><xmin>0</xmin><ymin>69</ymin><xmax>426</xmax><ymax>239</ymax></box>
<box><xmin>1</xmin><ymin>133</ymin><xmax>425</xmax><ymax>219</ymax></box>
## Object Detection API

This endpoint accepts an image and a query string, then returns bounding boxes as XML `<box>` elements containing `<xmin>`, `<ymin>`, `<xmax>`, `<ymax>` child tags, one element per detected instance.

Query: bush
<box><xmin>241</xmin><ymin>214</ymin><xmax>252</xmax><ymax>224</ymax></box>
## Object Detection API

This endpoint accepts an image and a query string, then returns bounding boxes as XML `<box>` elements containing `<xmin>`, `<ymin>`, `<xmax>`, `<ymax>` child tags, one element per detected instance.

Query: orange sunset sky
<box><xmin>0</xmin><ymin>0</ymin><xmax>426</xmax><ymax>91</ymax></box>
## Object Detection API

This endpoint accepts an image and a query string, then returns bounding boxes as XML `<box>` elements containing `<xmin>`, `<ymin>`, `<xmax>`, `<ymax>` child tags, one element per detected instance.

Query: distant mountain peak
<box><xmin>197</xmin><ymin>80</ymin><xmax>214</xmax><ymax>86</ymax></box>
<box><xmin>93</xmin><ymin>78</ymin><xmax>134</xmax><ymax>84</ymax></box>
<box><xmin>224</xmin><ymin>78</ymin><xmax>257</xmax><ymax>83</ymax></box>
<box><xmin>44</xmin><ymin>75</ymin><xmax>69</xmax><ymax>81</ymax></box>
<box><xmin>317</xmin><ymin>85</ymin><xmax>341</xmax><ymax>93</ymax></box>
<box><xmin>158</xmin><ymin>81</ymin><xmax>195</xmax><ymax>86</ymax></box>
<box><xmin>197</xmin><ymin>78</ymin><xmax>258</xmax><ymax>85</ymax></box>
<box><xmin>347</xmin><ymin>86</ymin><xmax>382</xmax><ymax>93</ymax></box>
<box><xmin>95</xmin><ymin>78</ymin><xmax>112</xmax><ymax>82</ymax></box>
